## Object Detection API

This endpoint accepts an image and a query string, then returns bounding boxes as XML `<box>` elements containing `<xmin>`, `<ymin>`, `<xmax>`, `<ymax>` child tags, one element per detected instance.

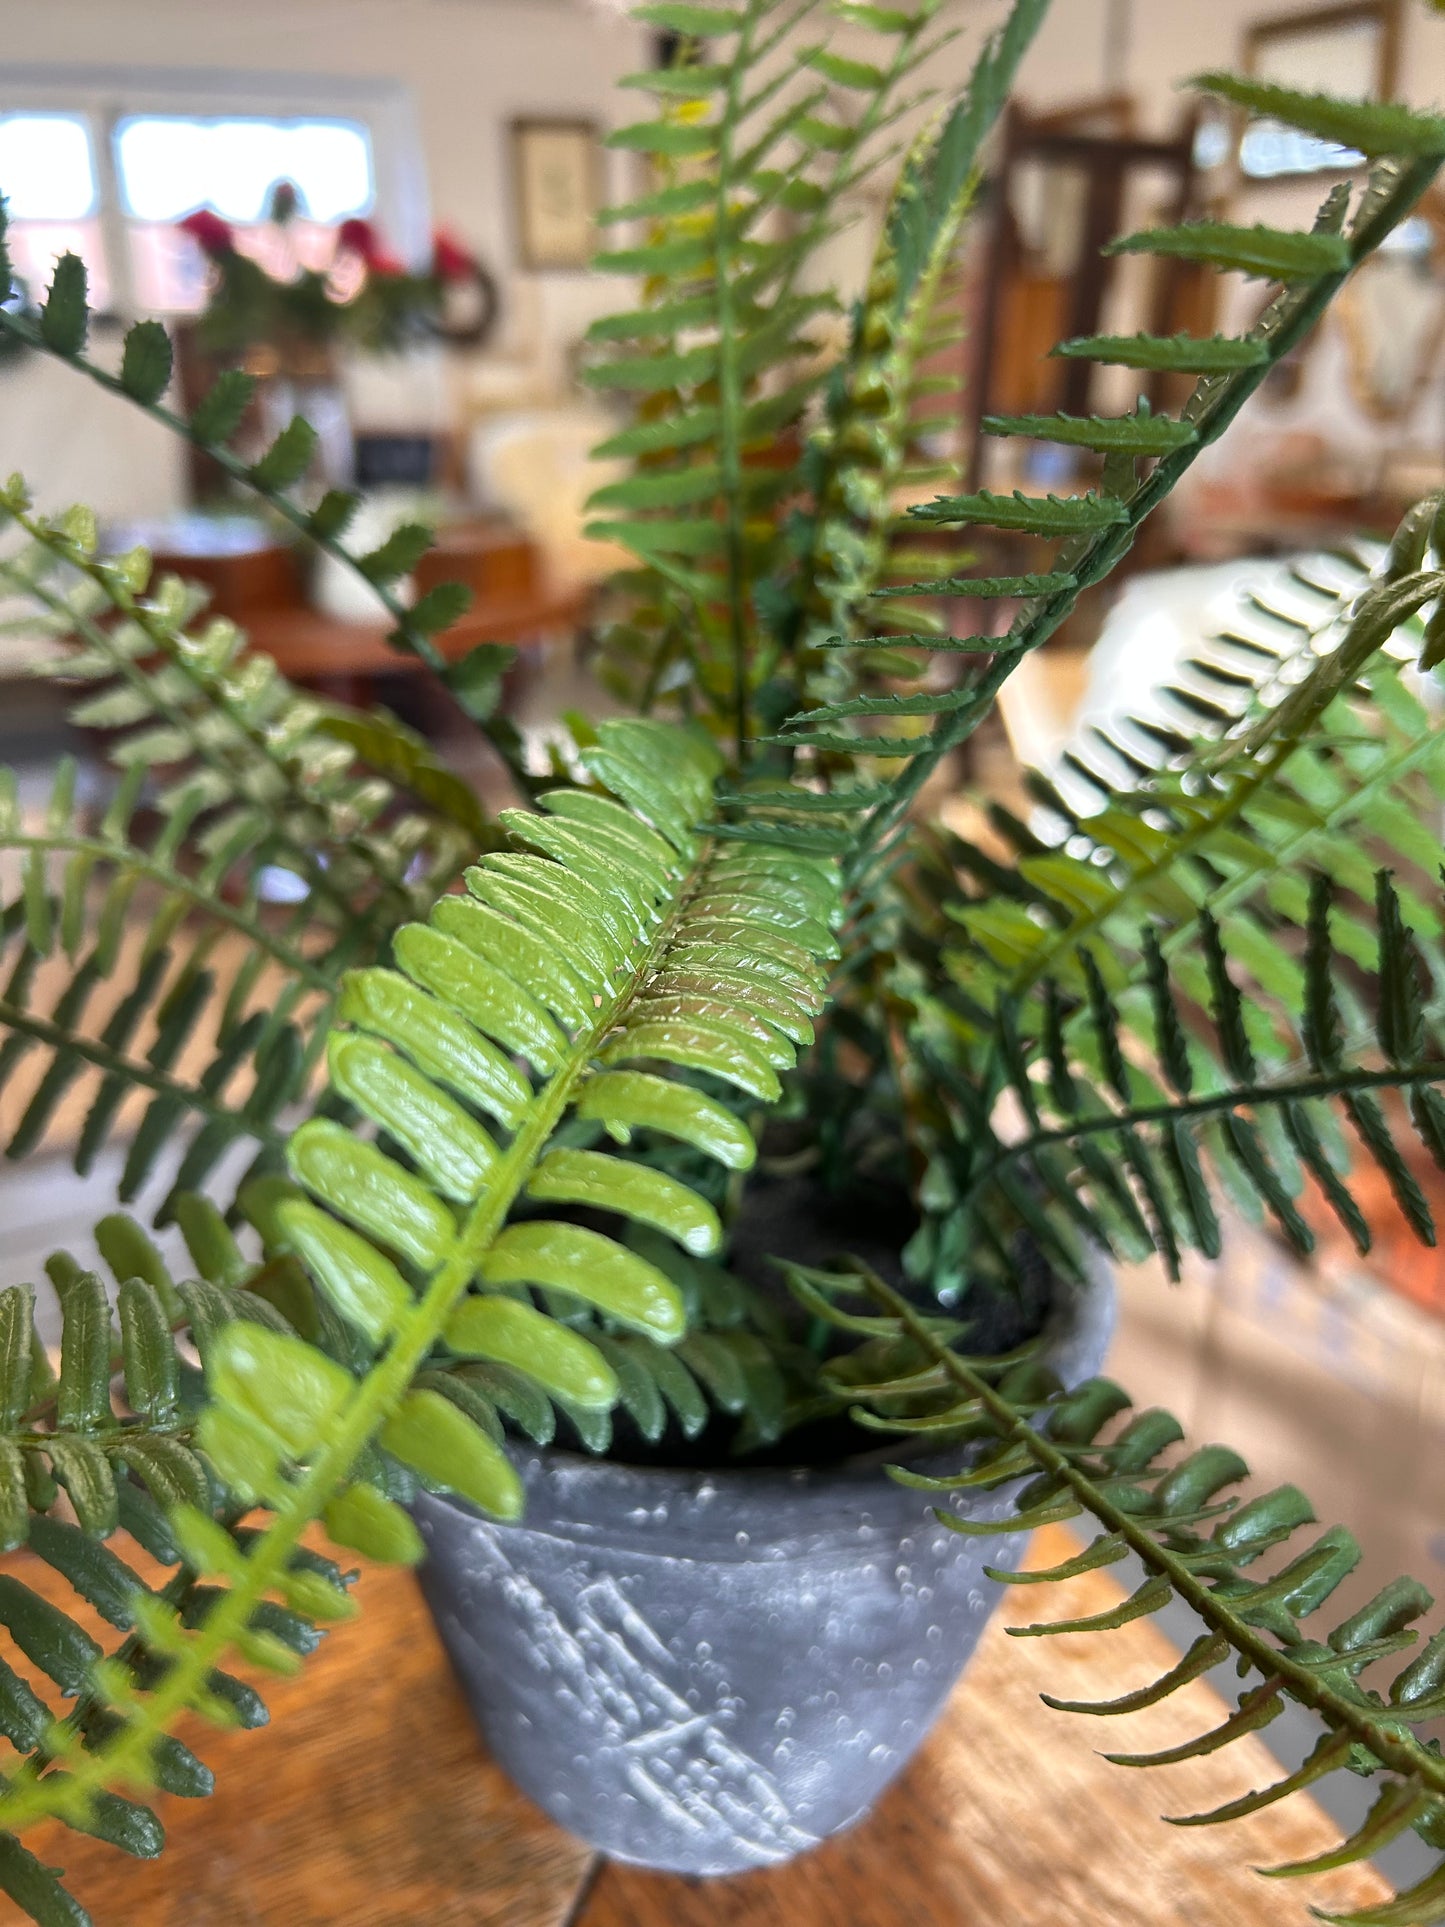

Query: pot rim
<box><xmin>422</xmin><ymin>1248</ymin><xmax>1115</xmax><ymax>1541</ymax></box>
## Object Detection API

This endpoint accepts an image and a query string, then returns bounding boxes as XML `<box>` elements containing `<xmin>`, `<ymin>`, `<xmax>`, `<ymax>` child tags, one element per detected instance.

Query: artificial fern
<box><xmin>0</xmin><ymin>1212</ymin><xmax>362</xmax><ymax>1924</ymax></box>
<box><xmin>586</xmin><ymin>0</ymin><xmax>1039</xmax><ymax>749</ymax></box>
<box><xmin>0</xmin><ymin>5</ymin><xmax>1441</xmax><ymax>1923</ymax></box>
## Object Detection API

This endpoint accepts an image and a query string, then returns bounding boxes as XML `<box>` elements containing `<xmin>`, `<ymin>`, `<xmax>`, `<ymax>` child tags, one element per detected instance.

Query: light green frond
<box><xmin>0</xmin><ymin>718</ymin><xmax>839</xmax><ymax>1883</ymax></box>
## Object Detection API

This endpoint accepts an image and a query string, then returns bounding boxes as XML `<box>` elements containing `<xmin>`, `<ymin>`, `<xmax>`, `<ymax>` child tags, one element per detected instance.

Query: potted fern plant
<box><xmin>0</xmin><ymin>2</ymin><xmax>1443</xmax><ymax>1919</ymax></box>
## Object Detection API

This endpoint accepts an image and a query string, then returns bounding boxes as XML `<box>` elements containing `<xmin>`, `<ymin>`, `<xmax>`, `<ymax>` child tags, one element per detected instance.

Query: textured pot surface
<box><xmin>413</xmin><ymin>1259</ymin><xmax>1113</xmax><ymax>1875</ymax></box>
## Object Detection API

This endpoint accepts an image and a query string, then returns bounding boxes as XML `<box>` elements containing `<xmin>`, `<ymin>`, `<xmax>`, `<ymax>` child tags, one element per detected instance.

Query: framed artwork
<box><xmin>1237</xmin><ymin>1</ymin><xmax>1402</xmax><ymax>178</ymax></box>
<box><xmin>511</xmin><ymin>118</ymin><xmax>603</xmax><ymax>271</ymax></box>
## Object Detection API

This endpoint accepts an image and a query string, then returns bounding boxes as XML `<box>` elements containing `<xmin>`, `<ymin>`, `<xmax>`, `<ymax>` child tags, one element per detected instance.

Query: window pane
<box><xmin>114</xmin><ymin>115</ymin><xmax>374</xmax><ymax>225</ymax></box>
<box><xmin>0</xmin><ymin>114</ymin><xmax>97</xmax><ymax>220</ymax></box>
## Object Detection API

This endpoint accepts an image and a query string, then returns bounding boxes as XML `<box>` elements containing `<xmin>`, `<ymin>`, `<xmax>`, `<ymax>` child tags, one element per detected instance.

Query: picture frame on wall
<box><xmin>510</xmin><ymin>118</ymin><xmax>603</xmax><ymax>271</ymax></box>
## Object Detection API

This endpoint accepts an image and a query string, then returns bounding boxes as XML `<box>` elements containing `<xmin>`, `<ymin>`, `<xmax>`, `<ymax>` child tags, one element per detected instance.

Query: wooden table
<box><xmin>241</xmin><ymin>586</ymin><xmax>586</xmax><ymax>693</ymax></box>
<box><xmin>2</xmin><ymin>1525</ymin><xmax>1389</xmax><ymax>1926</ymax></box>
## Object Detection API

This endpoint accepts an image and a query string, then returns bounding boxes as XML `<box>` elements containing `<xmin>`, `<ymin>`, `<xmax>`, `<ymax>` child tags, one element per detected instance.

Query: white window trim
<box><xmin>2</xmin><ymin>63</ymin><xmax>429</xmax><ymax>316</ymax></box>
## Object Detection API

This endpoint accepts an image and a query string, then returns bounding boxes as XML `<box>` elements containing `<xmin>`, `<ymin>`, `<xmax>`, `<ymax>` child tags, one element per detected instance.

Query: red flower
<box><xmin>369</xmin><ymin>251</ymin><xmax>406</xmax><ymax>278</ymax></box>
<box><xmin>178</xmin><ymin>209</ymin><xmax>235</xmax><ymax>259</ymax></box>
<box><xmin>432</xmin><ymin>228</ymin><xmax>476</xmax><ymax>284</ymax></box>
<box><xmin>337</xmin><ymin>217</ymin><xmax>383</xmax><ymax>266</ymax></box>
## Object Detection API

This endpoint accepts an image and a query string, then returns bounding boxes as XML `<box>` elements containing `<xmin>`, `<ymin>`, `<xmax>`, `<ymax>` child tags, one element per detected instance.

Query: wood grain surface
<box><xmin>3</xmin><ymin>1545</ymin><xmax>591</xmax><ymax>1927</ymax></box>
<box><xmin>0</xmin><ymin>1524</ymin><xmax>1392</xmax><ymax>1926</ymax></box>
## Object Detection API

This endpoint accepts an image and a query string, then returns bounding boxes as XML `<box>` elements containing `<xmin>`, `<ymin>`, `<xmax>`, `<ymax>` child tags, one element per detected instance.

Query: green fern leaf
<box><xmin>1106</xmin><ymin>220</ymin><xmax>1351</xmax><ymax>281</ymax></box>
<box><xmin>908</xmin><ymin>489</ymin><xmax>1130</xmax><ymax>534</ymax></box>
<box><xmin>357</xmin><ymin>521</ymin><xmax>433</xmax><ymax>586</ymax></box>
<box><xmin>118</xmin><ymin>321</ymin><xmax>173</xmax><ymax>404</ymax></box>
<box><xmin>982</xmin><ymin>410</ymin><xmax>1197</xmax><ymax>457</ymax></box>
<box><xmin>1051</xmin><ymin>332</ymin><xmax>1270</xmax><ymax>373</ymax></box>
<box><xmin>189</xmin><ymin>370</ymin><xmax>256</xmax><ymax>445</ymax></box>
<box><xmin>38</xmin><ymin>255</ymin><xmax>88</xmax><ymax>357</ymax></box>
<box><xmin>606</xmin><ymin>119</ymin><xmax>717</xmax><ymax>157</ymax></box>
<box><xmin>249</xmin><ymin>418</ymin><xmax>317</xmax><ymax>490</ymax></box>
<box><xmin>633</xmin><ymin>1</ymin><xmax>743</xmax><ymax>31</ymax></box>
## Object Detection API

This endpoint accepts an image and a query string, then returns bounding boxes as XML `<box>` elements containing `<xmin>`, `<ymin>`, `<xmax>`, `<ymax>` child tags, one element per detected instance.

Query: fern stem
<box><xmin>966</xmin><ymin>1055</ymin><xmax>1445</xmax><ymax>1192</ymax></box>
<box><xmin>858</xmin><ymin>1268</ymin><xmax>1445</xmax><ymax>1805</ymax></box>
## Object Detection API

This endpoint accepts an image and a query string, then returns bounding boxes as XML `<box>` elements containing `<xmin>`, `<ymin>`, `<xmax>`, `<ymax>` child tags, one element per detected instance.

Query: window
<box><xmin>0</xmin><ymin>112</ymin><xmax>111</xmax><ymax>307</ymax></box>
<box><xmin>0</xmin><ymin>70</ymin><xmax>424</xmax><ymax>318</ymax></box>
<box><xmin>116</xmin><ymin>114</ymin><xmax>375</xmax><ymax>313</ymax></box>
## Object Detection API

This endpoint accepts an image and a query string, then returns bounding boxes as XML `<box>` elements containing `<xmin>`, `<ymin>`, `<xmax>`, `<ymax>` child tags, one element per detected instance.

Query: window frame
<box><xmin>0</xmin><ymin>61</ymin><xmax>429</xmax><ymax>317</ymax></box>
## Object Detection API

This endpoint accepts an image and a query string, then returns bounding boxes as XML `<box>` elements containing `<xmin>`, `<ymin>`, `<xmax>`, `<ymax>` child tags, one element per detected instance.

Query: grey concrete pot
<box><xmin>413</xmin><ymin>1257</ymin><xmax>1113</xmax><ymax>1876</ymax></box>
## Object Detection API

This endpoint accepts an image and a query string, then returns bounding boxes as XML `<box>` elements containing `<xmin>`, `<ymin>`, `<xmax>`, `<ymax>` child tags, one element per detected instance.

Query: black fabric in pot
<box><xmin>412</xmin><ymin>1254</ymin><xmax>1113</xmax><ymax>1875</ymax></box>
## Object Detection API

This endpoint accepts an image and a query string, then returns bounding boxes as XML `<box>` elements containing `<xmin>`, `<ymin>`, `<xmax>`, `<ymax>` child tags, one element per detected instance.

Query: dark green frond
<box><xmin>807</xmin><ymin>1266</ymin><xmax>1445</xmax><ymax>1927</ymax></box>
<box><xmin>768</xmin><ymin>86</ymin><xmax>1445</xmax><ymax>892</ymax></box>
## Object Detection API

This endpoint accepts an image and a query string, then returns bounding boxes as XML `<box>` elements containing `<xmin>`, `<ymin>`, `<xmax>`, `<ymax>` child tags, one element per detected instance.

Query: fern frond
<box><xmin>774</xmin><ymin>89</ymin><xmax>1445</xmax><ymax>888</ymax></box>
<box><xmin>0</xmin><ymin>486</ymin><xmax>468</xmax><ymax>931</ymax></box>
<box><xmin>0</xmin><ymin>718</ymin><xmax>839</xmax><ymax>1870</ymax></box>
<box><xmin>938</xmin><ymin>875</ymin><xmax>1445</xmax><ymax>1287</ymax></box>
<box><xmin>767</xmin><ymin>9</ymin><xmax>1044</xmax><ymax>770</ymax></box>
<box><xmin>942</xmin><ymin>531</ymin><xmax>1445</xmax><ymax>1024</ymax></box>
<box><xmin>0</xmin><ymin>755</ymin><xmax>326</xmax><ymax>1210</ymax></box>
<box><xmin>1190</xmin><ymin>72</ymin><xmax>1445</xmax><ymax>161</ymax></box>
<box><xmin>0</xmin><ymin>1212</ymin><xmax>362</xmax><ymax>1926</ymax></box>
<box><xmin>587</xmin><ymin>0</ymin><xmax>1013</xmax><ymax>743</ymax></box>
<box><xmin>808</xmin><ymin>1265</ymin><xmax>1445</xmax><ymax>1927</ymax></box>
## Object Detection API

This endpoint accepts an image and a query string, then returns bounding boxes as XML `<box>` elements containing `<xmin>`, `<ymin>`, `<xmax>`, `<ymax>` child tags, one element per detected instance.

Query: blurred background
<box><xmin>0</xmin><ymin>0</ymin><xmax>1442</xmax><ymax>1704</ymax></box>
